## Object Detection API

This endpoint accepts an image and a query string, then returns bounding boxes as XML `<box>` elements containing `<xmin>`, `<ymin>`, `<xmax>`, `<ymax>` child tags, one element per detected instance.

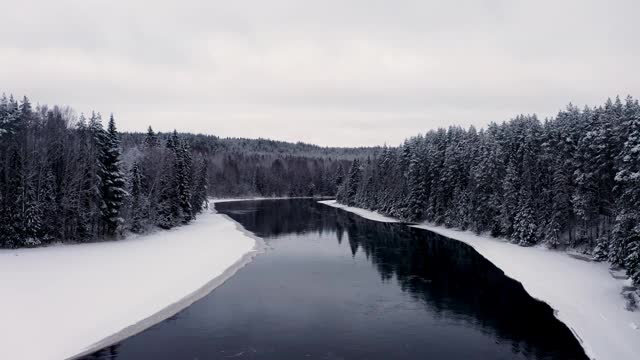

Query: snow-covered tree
<box><xmin>176</xmin><ymin>140</ymin><xmax>193</xmax><ymax>223</ymax></box>
<box><xmin>191</xmin><ymin>157</ymin><xmax>209</xmax><ymax>214</ymax></box>
<box><xmin>98</xmin><ymin>115</ymin><xmax>127</xmax><ymax>236</ymax></box>
<box><xmin>128</xmin><ymin>162</ymin><xmax>144</xmax><ymax>233</ymax></box>
<box><xmin>611</xmin><ymin>97</ymin><xmax>640</xmax><ymax>280</ymax></box>
<box><xmin>405</xmin><ymin>139</ymin><xmax>427</xmax><ymax>221</ymax></box>
<box><xmin>144</xmin><ymin>126</ymin><xmax>159</xmax><ymax>148</ymax></box>
<box><xmin>344</xmin><ymin>159</ymin><xmax>362</xmax><ymax>206</ymax></box>
<box><xmin>156</xmin><ymin>157</ymin><xmax>178</xmax><ymax>229</ymax></box>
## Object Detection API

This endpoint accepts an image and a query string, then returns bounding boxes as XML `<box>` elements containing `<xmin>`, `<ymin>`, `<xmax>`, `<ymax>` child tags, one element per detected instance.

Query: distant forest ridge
<box><xmin>119</xmin><ymin>132</ymin><xmax>379</xmax><ymax>197</ymax></box>
<box><xmin>174</xmin><ymin>134</ymin><xmax>378</xmax><ymax>158</ymax></box>
<box><xmin>336</xmin><ymin>95</ymin><xmax>640</xmax><ymax>286</ymax></box>
<box><xmin>0</xmin><ymin>93</ymin><xmax>377</xmax><ymax>248</ymax></box>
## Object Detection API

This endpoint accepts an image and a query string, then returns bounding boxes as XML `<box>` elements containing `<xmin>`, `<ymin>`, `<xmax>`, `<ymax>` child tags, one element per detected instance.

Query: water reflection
<box><xmin>81</xmin><ymin>199</ymin><xmax>587</xmax><ymax>360</ymax></box>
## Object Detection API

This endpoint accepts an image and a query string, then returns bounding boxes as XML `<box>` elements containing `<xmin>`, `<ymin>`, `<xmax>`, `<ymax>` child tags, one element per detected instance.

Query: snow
<box><xmin>0</xmin><ymin>201</ymin><xmax>259</xmax><ymax>360</ymax></box>
<box><xmin>317</xmin><ymin>200</ymin><xmax>400</xmax><ymax>223</ymax></box>
<box><xmin>319</xmin><ymin>200</ymin><xmax>640</xmax><ymax>360</ymax></box>
<box><xmin>216</xmin><ymin>196</ymin><xmax>332</xmax><ymax>203</ymax></box>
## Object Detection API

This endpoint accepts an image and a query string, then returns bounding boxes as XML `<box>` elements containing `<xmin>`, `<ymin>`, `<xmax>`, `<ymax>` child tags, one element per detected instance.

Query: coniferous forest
<box><xmin>337</xmin><ymin>96</ymin><xmax>640</xmax><ymax>287</ymax></box>
<box><xmin>2</xmin><ymin>93</ymin><xmax>640</xmax><ymax>287</ymax></box>
<box><xmin>0</xmin><ymin>94</ymin><xmax>368</xmax><ymax>248</ymax></box>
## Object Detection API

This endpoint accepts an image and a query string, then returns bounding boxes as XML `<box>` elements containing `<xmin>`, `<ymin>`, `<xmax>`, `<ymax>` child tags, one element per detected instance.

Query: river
<box><xmin>81</xmin><ymin>199</ymin><xmax>587</xmax><ymax>360</ymax></box>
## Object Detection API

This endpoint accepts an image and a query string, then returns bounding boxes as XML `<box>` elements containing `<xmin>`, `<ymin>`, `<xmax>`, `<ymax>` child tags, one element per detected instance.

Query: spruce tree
<box><xmin>98</xmin><ymin>115</ymin><xmax>127</xmax><ymax>236</ymax></box>
<box><xmin>512</xmin><ymin>185</ymin><xmax>537</xmax><ymax>246</ymax></box>
<box><xmin>39</xmin><ymin>166</ymin><xmax>58</xmax><ymax>243</ymax></box>
<box><xmin>344</xmin><ymin>159</ymin><xmax>361</xmax><ymax>206</ymax></box>
<box><xmin>157</xmin><ymin>132</ymin><xmax>180</xmax><ymax>229</ymax></box>
<box><xmin>544</xmin><ymin>157</ymin><xmax>572</xmax><ymax>248</ymax></box>
<box><xmin>156</xmin><ymin>161</ymin><xmax>177</xmax><ymax>229</ymax></box>
<box><xmin>144</xmin><ymin>126</ymin><xmax>159</xmax><ymax>148</ymax></box>
<box><xmin>177</xmin><ymin>141</ymin><xmax>193</xmax><ymax>223</ymax></box>
<box><xmin>79</xmin><ymin>112</ymin><xmax>105</xmax><ymax>239</ymax></box>
<box><xmin>500</xmin><ymin>155</ymin><xmax>520</xmax><ymax>237</ymax></box>
<box><xmin>22</xmin><ymin>181</ymin><xmax>43</xmax><ymax>247</ymax></box>
<box><xmin>405</xmin><ymin>140</ymin><xmax>426</xmax><ymax>221</ymax></box>
<box><xmin>470</xmin><ymin>130</ymin><xmax>504</xmax><ymax>235</ymax></box>
<box><xmin>129</xmin><ymin>162</ymin><xmax>144</xmax><ymax>233</ymax></box>
<box><xmin>192</xmin><ymin>157</ymin><xmax>209</xmax><ymax>214</ymax></box>
<box><xmin>5</xmin><ymin>149</ymin><xmax>24</xmax><ymax>248</ymax></box>
<box><xmin>18</xmin><ymin>96</ymin><xmax>33</xmax><ymax>129</ymax></box>
<box><xmin>334</xmin><ymin>164</ymin><xmax>345</xmax><ymax>190</ymax></box>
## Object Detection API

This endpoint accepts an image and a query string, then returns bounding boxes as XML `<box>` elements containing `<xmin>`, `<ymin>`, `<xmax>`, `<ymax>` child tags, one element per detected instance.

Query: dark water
<box><xmin>81</xmin><ymin>199</ymin><xmax>587</xmax><ymax>360</ymax></box>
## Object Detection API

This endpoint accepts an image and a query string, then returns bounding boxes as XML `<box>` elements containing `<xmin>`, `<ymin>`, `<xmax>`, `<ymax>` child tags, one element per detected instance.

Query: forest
<box><xmin>336</xmin><ymin>96</ymin><xmax>640</xmax><ymax>286</ymax></box>
<box><xmin>2</xmin><ymin>92</ymin><xmax>639</xmax><ymax>287</ymax></box>
<box><xmin>0</xmin><ymin>93</ymin><xmax>369</xmax><ymax>248</ymax></box>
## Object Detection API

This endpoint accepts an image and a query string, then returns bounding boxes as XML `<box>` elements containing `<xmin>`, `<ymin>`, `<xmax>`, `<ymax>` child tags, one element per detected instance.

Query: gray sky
<box><xmin>2</xmin><ymin>0</ymin><xmax>639</xmax><ymax>146</ymax></box>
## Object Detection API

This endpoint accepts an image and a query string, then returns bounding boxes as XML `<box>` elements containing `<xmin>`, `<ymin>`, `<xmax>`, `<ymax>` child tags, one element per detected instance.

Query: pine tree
<box><xmin>22</xmin><ymin>181</ymin><xmax>43</xmax><ymax>247</ymax></box>
<box><xmin>470</xmin><ymin>129</ymin><xmax>504</xmax><ymax>235</ymax></box>
<box><xmin>405</xmin><ymin>140</ymin><xmax>426</xmax><ymax>221</ymax></box>
<box><xmin>192</xmin><ymin>157</ymin><xmax>209</xmax><ymax>214</ymax></box>
<box><xmin>334</xmin><ymin>164</ymin><xmax>345</xmax><ymax>190</ymax></box>
<box><xmin>4</xmin><ymin>149</ymin><xmax>24</xmax><ymax>248</ymax></box>
<box><xmin>156</xmin><ymin>160</ymin><xmax>177</xmax><ymax>229</ymax></box>
<box><xmin>544</xmin><ymin>155</ymin><xmax>573</xmax><ymax>248</ymax></box>
<box><xmin>424</xmin><ymin>129</ymin><xmax>447</xmax><ymax>222</ymax></box>
<box><xmin>144</xmin><ymin>126</ymin><xmax>159</xmax><ymax>148</ymax></box>
<box><xmin>373</xmin><ymin>147</ymin><xmax>393</xmax><ymax>213</ymax></box>
<box><xmin>77</xmin><ymin>112</ymin><xmax>105</xmax><ymax>239</ymax></box>
<box><xmin>18</xmin><ymin>96</ymin><xmax>33</xmax><ymax>129</ymax></box>
<box><xmin>166</xmin><ymin>130</ymin><xmax>179</xmax><ymax>152</ymax></box>
<box><xmin>165</xmin><ymin>131</ymin><xmax>194</xmax><ymax>224</ymax></box>
<box><xmin>451</xmin><ymin>187</ymin><xmax>472</xmax><ymax>230</ymax></box>
<box><xmin>177</xmin><ymin>141</ymin><xmax>193</xmax><ymax>223</ymax></box>
<box><xmin>512</xmin><ymin>185</ymin><xmax>537</xmax><ymax>246</ymax></box>
<box><xmin>513</xmin><ymin>124</ymin><xmax>541</xmax><ymax>246</ymax></box>
<box><xmin>98</xmin><ymin>115</ymin><xmax>127</xmax><ymax>236</ymax></box>
<box><xmin>344</xmin><ymin>159</ymin><xmax>361</xmax><ymax>206</ymax></box>
<box><xmin>156</xmin><ymin>132</ymin><xmax>180</xmax><ymax>229</ymax></box>
<box><xmin>39</xmin><ymin>166</ymin><xmax>58</xmax><ymax>243</ymax></box>
<box><xmin>500</xmin><ymin>155</ymin><xmax>520</xmax><ymax>237</ymax></box>
<box><xmin>129</xmin><ymin>162</ymin><xmax>144</xmax><ymax>233</ymax></box>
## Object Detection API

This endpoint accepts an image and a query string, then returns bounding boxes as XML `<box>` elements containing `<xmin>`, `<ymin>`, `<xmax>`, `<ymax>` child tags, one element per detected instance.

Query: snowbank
<box><xmin>318</xmin><ymin>200</ymin><xmax>400</xmax><ymax>223</ymax></box>
<box><xmin>0</xmin><ymin>201</ymin><xmax>260</xmax><ymax>360</ymax></box>
<box><xmin>215</xmin><ymin>196</ymin><xmax>332</xmax><ymax>203</ymax></box>
<box><xmin>319</xmin><ymin>200</ymin><xmax>640</xmax><ymax>360</ymax></box>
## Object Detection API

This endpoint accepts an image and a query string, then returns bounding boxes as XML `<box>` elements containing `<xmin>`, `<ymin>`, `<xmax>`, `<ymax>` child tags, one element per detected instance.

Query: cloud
<box><xmin>1</xmin><ymin>0</ymin><xmax>639</xmax><ymax>146</ymax></box>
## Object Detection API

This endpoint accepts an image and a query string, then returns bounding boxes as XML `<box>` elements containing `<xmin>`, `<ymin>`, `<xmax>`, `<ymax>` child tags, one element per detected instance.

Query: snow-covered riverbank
<box><xmin>319</xmin><ymin>200</ymin><xmax>640</xmax><ymax>360</ymax></box>
<box><xmin>0</xmin><ymin>201</ymin><xmax>260</xmax><ymax>360</ymax></box>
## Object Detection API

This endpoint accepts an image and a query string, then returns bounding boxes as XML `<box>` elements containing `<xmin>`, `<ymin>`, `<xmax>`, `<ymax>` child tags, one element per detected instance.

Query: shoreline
<box><xmin>68</xmin><ymin>208</ymin><xmax>266</xmax><ymax>359</ymax></box>
<box><xmin>319</xmin><ymin>199</ymin><xmax>640</xmax><ymax>360</ymax></box>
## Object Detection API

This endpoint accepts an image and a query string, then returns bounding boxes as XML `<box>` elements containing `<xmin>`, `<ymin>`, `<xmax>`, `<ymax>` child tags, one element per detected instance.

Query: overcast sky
<box><xmin>2</xmin><ymin>0</ymin><xmax>639</xmax><ymax>146</ymax></box>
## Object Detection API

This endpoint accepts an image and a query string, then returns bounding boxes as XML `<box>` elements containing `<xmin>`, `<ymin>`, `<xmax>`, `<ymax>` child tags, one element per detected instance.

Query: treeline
<box><xmin>0</xmin><ymin>95</ymin><xmax>208</xmax><ymax>248</ymax></box>
<box><xmin>0</xmin><ymin>93</ymin><xmax>365</xmax><ymax>248</ymax></box>
<box><xmin>337</xmin><ymin>96</ymin><xmax>640</xmax><ymax>286</ymax></box>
